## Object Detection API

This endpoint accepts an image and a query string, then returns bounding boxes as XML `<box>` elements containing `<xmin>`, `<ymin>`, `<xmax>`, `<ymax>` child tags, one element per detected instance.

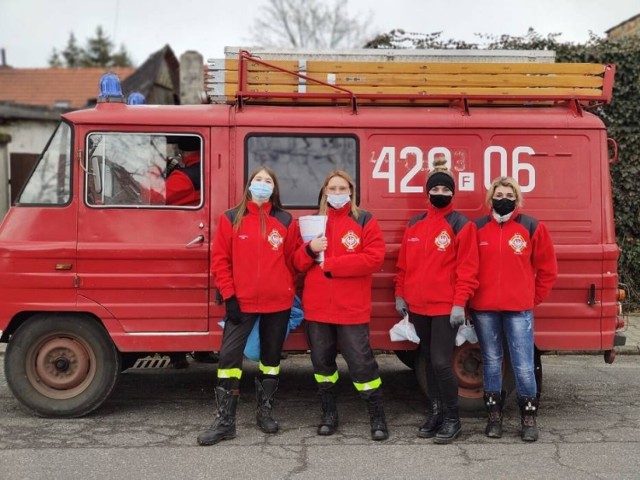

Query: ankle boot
<box><xmin>255</xmin><ymin>377</ymin><xmax>279</xmax><ymax>434</ymax></box>
<box><xmin>484</xmin><ymin>391</ymin><xmax>504</xmax><ymax>438</ymax></box>
<box><xmin>433</xmin><ymin>408</ymin><xmax>461</xmax><ymax>444</ymax></box>
<box><xmin>519</xmin><ymin>397</ymin><xmax>539</xmax><ymax>442</ymax></box>
<box><xmin>417</xmin><ymin>397</ymin><xmax>443</xmax><ymax>438</ymax></box>
<box><xmin>317</xmin><ymin>387</ymin><xmax>339</xmax><ymax>436</ymax></box>
<box><xmin>197</xmin><ymin>386</ymin><xmax>239</xmax><ymax>445</ymax></box>
<box><xmin>363</xmin><ymin>389</ymin><xmax>389</xmax><ymax>441</ymax></box>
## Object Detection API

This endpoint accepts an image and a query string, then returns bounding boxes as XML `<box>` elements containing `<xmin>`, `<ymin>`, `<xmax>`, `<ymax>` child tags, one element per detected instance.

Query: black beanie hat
<box><xmin>426</xmin><ymin>171</ymin><xmax>455</xmax><ymax>194</ymax></box>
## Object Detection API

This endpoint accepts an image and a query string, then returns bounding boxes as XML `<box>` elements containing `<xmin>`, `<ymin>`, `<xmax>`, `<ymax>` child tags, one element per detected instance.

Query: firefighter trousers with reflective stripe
<box><xmin>305</xmin><ymin>321</ymin><xmax>381</xmax><ymax>391</ymax></box>
<box><xmin>217</xmin><ymin>309</ymin><xmax>290</xmax><ymax>390</ymax></box>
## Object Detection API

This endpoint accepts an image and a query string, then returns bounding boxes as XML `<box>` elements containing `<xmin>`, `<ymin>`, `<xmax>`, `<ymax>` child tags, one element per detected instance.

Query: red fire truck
<box><xmin>0</xmin><ymin>50</ymin><xmax>626</xmax><ymax>417</ymax></box>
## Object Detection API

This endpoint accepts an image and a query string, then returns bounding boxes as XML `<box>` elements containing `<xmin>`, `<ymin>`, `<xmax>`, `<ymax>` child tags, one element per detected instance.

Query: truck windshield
<box><xmin>17</xmin><ymin>122</ymin><xmax>72</xmax><ymax>205</ymax></box>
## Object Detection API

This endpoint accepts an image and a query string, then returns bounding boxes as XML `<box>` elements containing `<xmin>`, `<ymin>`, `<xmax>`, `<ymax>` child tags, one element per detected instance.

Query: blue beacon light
<box><xmin>98</xmin><ymin>73</ymin><xmax>125</xmax><ymax>103</ymax></box>
<box><xmin>127</xmin><ymin>92</ymin><xmax>146</xmax><ymax>105</ymax></box>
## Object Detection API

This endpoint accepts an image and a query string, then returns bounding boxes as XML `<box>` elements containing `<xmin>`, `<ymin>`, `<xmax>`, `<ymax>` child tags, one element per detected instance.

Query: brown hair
<box><xmin>232</xmin><ymin>166</ymin><xmax>284</xmax><ymax>234</ymax></box>
<box><xmin>318</xmin><ymin>169</ymin><xmax>359</xmax><ymax>219</ymax></box>
<box><xmin>485</xmin><ymin>176</ymin><xmax>523</xmax><ymax>209</ymax></box>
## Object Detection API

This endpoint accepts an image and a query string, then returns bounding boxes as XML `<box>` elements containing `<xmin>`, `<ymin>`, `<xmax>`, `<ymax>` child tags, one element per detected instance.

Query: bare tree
<box><xmin>251</xmin><ymin>0</ymin><xmax>373</xmax><ymax>49</ymax></box>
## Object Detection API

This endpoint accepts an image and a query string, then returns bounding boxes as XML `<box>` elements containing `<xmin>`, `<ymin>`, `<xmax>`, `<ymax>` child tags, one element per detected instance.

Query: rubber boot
<box><xmin>363</xmin><ymin>389</ymin><xmax>389</xmax><ymax>441</ymax></box>
<box><xmin>255</xmin><ymin>377</ymin><xmax>279</xmax><ymax>434</ymax></box>
<box><xmin>317</xmin><ymin>387</ymin><xmax>339</xmax><ymax>436</ymax></box>
<box><xmin>197</xmin><ymin>386</ymin><xmax>239</xmax><ymax>445</ymax></box>
<box><xmin>417</xmin><ymin>397</ymin><xmax>444</xmax><ymax>438</ymax></box>
<box><xmin>484</xmin><ymin>391</ymin><xmax>504</xmax><ymax>438</ymax></box>
<box><xmin>433</xmin><ymin>407</ymin><xmax>461</xmax><ymax>444</ymax></box>
<box><xmin>519</xmin><ymin>397</ymin><xmax>539</xmax><ymax>442</ymax></box>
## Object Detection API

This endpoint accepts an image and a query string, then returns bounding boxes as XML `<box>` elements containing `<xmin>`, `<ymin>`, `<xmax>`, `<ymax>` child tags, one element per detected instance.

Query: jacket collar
<box><xmin>490</xmin><ymin>207</ymin><xmax>520</xmax><ymax>225</ymax></box>
<box><xmin>327</xmin><ymin>204</ymin><xmax>351</xmax><ymax>217</ymax></box>
<box><xmin>246</xmin><ymin>201</ymin><xmax>272</xmax><ymax>214</ymax></box>
<box><xmin>426</xmin><ymin>200</ymin><xmax>455</xmax><ymax>217</ymax></box>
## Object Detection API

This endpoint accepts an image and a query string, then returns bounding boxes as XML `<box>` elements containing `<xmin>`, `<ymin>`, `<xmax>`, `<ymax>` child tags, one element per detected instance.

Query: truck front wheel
<box><xmin>4</xmin><ymin>314</ymin><xmax>121</xmax><ymax>417</ymax></box>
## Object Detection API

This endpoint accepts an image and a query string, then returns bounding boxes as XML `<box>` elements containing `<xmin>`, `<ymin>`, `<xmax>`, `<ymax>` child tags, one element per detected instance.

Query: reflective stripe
<box><xmin>258</xmin><ymin>362</ymin><xmax>280</xmax><ymax>376</ymax></box>
<box><xmin>217</xmin><ymin>368</ymin><xmax>242</xmax><ymax>379</ymax></box>
<box><xmin>314</xmin><ymin>371</ymin><xmax>339</xmax><ymax>384</ymax></box>
<box><xmin>353</xmin><ymin>377</ymin><xmax>382</xmax><ymax>391</ymax></box>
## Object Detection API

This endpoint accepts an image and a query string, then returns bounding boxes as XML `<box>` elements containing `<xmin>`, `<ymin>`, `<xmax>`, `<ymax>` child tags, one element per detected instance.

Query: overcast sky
<box><xmin>1</xmin><ymin>0</ymin><xmax>638</xmax><ymax>68</ymax></box>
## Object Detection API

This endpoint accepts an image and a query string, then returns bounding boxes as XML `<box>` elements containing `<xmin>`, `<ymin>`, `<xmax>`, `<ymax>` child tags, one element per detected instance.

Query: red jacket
<box><xmin>395</xmin><ymin>203</ymin><xmax>479</xmax><ymax>316</ymax></box>
<box><xmin>212</xmin><ymin>201</ymin><xmax>298</xmax><ymax>313</ymax></box>
<box><xmin>294</xmin><ymin>206</ymin><xmax>385</xmax><ymax>325</ymax></box>
<box><xmin>470</xmin><ymin>210</ymin><xmax>558</xmax><ymax>311</ymax></box>
<box><xmin>166</xmin><ymin>151</ymin><xmax>200</xmax><ymax>206</ymax></box>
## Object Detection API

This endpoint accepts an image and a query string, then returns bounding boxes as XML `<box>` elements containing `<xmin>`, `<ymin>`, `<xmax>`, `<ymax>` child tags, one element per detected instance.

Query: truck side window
<box><xmin>246</xmin><ymin>135</ymin><xmax>358</xmax><ymax>208</ymax></box>
<box><xmin>17</xmin><ymin>122</ymin><xmax>72</xmax><ymax>205</ymax></box>
<box><xmin>85</xmin><ymin>133</ymin><xmax>203</xmax><ymax>208</ymax></box>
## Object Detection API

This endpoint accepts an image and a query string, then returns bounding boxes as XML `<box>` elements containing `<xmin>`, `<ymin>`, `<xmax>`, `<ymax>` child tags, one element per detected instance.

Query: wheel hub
<box><xmin>35</xmin><ymin>338</ymin><xmax>90</xmax><ymax>390</ymax></box>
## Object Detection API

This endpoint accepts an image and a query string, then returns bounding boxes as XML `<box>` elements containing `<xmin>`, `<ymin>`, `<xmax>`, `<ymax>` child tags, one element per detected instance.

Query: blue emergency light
<box><xmin>127</xmin><ymin>92</ymin><xmax>146</xmax><ymax>105</ymax></box>
<box><xmin>98</xmin><ymin>73</ymin><xmax>125</xmax><ymax>103</ymax></box>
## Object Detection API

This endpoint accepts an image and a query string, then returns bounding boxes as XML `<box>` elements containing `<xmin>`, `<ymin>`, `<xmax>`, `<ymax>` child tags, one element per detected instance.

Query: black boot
<box><xmin>484</xmin><ymin>391</ymin><xmax>504</xmax><ymax>438</ymax></box>
<box><xmin>417</xmin><ymin>397</ymin><xmax>443</xmax><ymax>438</ymax></box>
<box><xmin>519</xmin><ymin>397</ymin><xmax>539</xmax><ymax>442</ymax></box>
<box><xmin>433</xmin><ymin>408</ymin><xmax>461</xmax><ymax>444</ymax></box>
<box><xmin>317</xmin><ymin>387</ymin><xmax>339</xmax><ymax>436</ymax></box>
<box><xmin>255</xmin><ymin>377</ymin><xmax>279</xmax><ymax>434</ymax></box>
<box><xmin>197</xmin><ymin>386</ymin><xmax>239</xmax><ymax>445</ymax></box>
<box><xmin>363</xmin><ymin>389</ymin><xmax>389</xmax><ymax>441</ymax></box>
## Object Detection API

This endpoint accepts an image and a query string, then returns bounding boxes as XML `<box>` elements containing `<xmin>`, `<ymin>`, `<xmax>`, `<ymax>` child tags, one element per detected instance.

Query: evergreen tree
<box><xmin>47</xmin><ymin>49</ymin><xmax>63</xmax><ymax>68</ymax></box>
<box><xmin>48</xmin><ymin>27</ymin><xmax>133</xmax><ymax>68</ymax></box>
<box><xmin>61</xmin><ymin>33</ymin><xmax>82</xmax><ymax>68</ymax></box>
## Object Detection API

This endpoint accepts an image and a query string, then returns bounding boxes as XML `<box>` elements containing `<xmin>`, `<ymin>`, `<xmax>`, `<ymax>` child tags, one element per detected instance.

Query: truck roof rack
<box><xmin>206</xmin><ymin>48</ymin><xmax>614</xmax><ymax>110</ymax></box>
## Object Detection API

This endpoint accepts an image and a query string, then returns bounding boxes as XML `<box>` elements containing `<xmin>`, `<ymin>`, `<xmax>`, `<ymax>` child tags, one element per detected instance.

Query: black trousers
<box><xmin>305</xmin><ymin>322</ymin><xmax>381</xmax><ymax>393</ymax></box>
<box><xmin>410</xmin><ymin>313</ymin><xmax>459</xmax><ymax>412</ymax></box>
<box><xmin>217</xmin><ymin>309</ymin><xmax>290</xmax><ymax>390</ymax></box>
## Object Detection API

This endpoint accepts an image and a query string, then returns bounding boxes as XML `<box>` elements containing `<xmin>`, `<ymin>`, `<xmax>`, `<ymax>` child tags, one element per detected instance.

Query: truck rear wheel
<box><xmin>414</xmin><ymin>343</ymin><xmax>515</xmax><ymax>412</ymax></box>
<box><xmin>4</xmin><ymin>314</ymin><xmax>121</xmax><ymax>417</ymax></box>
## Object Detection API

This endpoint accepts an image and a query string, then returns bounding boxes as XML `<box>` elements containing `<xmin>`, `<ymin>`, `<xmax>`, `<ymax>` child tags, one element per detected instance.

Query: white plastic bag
<box><xmin>455</xmin><ymin>319</ymin><xmax>478</xmax><ymax>346</ymax></box>
<box><xmin>389</xmin><ymin>314</ymin><xmax>420</xmax><ymax>344</ymax></box>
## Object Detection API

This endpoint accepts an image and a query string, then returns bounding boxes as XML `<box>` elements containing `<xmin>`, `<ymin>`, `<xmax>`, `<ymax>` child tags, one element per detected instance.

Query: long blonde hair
<box><xmin>318</xmin><ymin>169</ymin><xmax>359</xmax><ymax>219</ymax></box>
<box><xmin>232</xmin><ymin>166</ymin><xmax>284</xmax><ymax>234</ymax></box>
<box><xmin>485</xmin><ymin>176</ymin><xmax>523</xmax><ymax>209</ymax></box>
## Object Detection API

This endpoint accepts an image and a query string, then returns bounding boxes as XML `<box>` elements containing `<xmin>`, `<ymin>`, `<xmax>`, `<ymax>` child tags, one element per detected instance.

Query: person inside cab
<box><xmin>165</xmin><ymin>137</ymin><xmax>201</xmax><ymax>206</ymax></box>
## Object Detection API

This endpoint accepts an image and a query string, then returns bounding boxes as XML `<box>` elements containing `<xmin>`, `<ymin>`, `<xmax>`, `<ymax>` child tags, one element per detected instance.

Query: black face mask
<box><xmin>492</xmin><ymin>198</ymin><xmax>516</xmax><ymax>216</ymax></box>
<box><xmin>429</xmin><ymin>194</ymin><xmax>453</xmax><ymax>209</ymax></box>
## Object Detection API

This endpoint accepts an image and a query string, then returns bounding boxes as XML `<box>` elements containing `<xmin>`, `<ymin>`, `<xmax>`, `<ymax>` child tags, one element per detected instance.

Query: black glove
<box><xmin>225</xmin><ymin>295</ymin><xmax>242</xmax><ymax>325</ymax></box>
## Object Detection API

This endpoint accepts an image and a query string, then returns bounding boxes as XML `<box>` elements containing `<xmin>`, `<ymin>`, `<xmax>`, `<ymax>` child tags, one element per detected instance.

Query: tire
<box><xmin>4</xmin><ymin>314</ymin><xmax>121</xmax><ymax>418</ymax></box>
<box><xmin>394</xmin><ymin>349</ymin><xmax>418</xmax><ymax>370</ymax></box>
<box><xmin>415</xmin><ymin>342</ymin><xmax>515</xmax><ymax>412</ymax></box>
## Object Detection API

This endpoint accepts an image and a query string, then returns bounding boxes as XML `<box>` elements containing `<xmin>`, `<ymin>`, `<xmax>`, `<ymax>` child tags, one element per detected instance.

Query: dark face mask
<box><xmin>492</xmin><ymin>198</ymin><xmax>516</xmax><ymax>216</ymax></box>
<box><xmin>429</xmin><ymin>194</ymin><xmax>453</xmax><ymax>209</ymax></box>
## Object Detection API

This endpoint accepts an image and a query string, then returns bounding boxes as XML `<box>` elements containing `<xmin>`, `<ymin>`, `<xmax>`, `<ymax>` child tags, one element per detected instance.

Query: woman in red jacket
<box><xmin>470</xmin><ymin>176</ymin><xmax>557</xmax><ymax>442</ymax></box>
<box><xmin>198</xmin><ymin>166</ymin><xmax>298</xmax><ymax>446</ymax></box>
<box><xmin>394</xmin><ymin>158</ymin><xmax>479</xmax><ymax>444</ymax></box>
<box><xmin>294</xmin><ymin>170</ymin><xmax>388</xmax><ymax>441</ymax></box>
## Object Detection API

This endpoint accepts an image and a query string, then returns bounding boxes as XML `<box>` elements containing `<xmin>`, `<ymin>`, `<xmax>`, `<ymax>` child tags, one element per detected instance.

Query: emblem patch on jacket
<box><xmin>509</xmin><ymin>233</ymin><xmax>527</xmax><ymax>254</ymax></box>
<box><xmin>267</xmin><ymin>229</ymin><xmax>283</xmax><ymax>250</ymax></box>
<box><xmin>435</xmin><ymin>230</ymin><xmax>451</xmax><ymax>251</ymax></box>
<box><xmin>341</xmin><ymin>230</ymin><xmax>360</xmax><ymax>251</ymax></box>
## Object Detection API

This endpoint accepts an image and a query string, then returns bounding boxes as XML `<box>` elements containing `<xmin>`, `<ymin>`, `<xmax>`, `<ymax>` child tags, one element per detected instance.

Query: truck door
<box><xmin>76</xmin><ymin>131</ymin><xmax>210</xmax><ymax>336</ymax></box>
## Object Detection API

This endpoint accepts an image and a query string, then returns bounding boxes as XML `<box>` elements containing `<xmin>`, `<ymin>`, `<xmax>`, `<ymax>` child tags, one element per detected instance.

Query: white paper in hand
<box><xmin>389</xmin><ymin>314</ymin><xmax>420</xmax><ymax>344</ymax></box>
<box><xmin>299</xmin><ymin>215</ymin><xmax>327</xmax><ymax>263</ymax></box>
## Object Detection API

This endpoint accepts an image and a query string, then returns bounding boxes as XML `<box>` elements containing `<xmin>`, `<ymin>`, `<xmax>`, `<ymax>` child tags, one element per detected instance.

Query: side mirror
<box><xmin>90</xmin><ymin>155</ymin><xmax>103</xmax><ymax>194</ymax></box>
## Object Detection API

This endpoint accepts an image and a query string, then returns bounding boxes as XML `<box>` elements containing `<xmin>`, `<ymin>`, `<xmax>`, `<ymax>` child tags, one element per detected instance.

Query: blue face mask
<box><xmin>327</xmin><ymin>193</ymin><xmax>350</xmax><ymax>209</ymax></box>
<box><xmin>249</xmin><ymin>181</ymin><xmax>274</xmax><ymax>201</ymax></box>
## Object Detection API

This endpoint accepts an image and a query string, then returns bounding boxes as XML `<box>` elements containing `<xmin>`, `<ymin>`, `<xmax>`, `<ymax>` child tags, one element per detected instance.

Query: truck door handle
<box><xmin>185</xmin><ymin>235</ymin><xmax>204</xmax><ymax>248</ymax></box>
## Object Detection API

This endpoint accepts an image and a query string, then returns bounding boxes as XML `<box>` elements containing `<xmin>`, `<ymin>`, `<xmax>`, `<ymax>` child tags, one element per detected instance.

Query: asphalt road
<box><xmin>1</xmin><ymin>353</ymin><xmax>639</xmax><ymax>480</ymax></box>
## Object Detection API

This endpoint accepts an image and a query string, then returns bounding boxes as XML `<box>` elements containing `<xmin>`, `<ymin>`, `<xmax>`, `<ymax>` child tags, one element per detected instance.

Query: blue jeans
<box><xmin>471</xmin><ymin>310</ymin><xmax>537</xmax><ymax>398</ymax></box>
